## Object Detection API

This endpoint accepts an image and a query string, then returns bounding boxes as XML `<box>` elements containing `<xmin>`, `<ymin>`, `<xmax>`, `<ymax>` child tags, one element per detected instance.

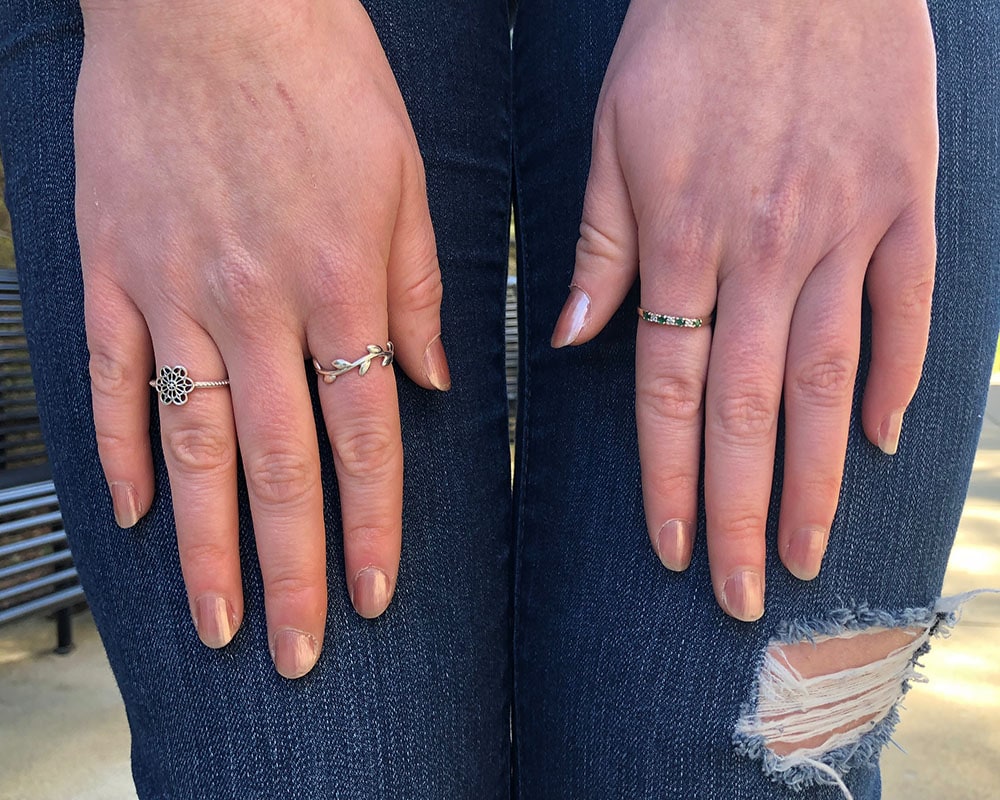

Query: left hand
<box><xmin>551</xmin><ymin>0</ymin><xmax>939</xmax><ymax>621</ymax></box>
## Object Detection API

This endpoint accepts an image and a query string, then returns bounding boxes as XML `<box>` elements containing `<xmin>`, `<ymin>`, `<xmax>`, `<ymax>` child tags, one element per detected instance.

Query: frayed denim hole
<box><xmin>734</xmin><ymin>591</ymin><xmax>999</xmax><ymax>799</ymax></box>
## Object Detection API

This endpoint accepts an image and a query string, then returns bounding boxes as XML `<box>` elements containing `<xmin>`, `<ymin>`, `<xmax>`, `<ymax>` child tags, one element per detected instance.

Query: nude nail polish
<box><xmin>193</xmin><ymin>595</ymin><xmax>237</xmax><ymax>649</ymax></box>
<box><xmin>722</xmin><ymin>570</ymin><xmax>764</xmax><ymax>622</ymax></box>
<box><xmin>422</xmin><ymin>334</ymin><xmax>452</xmax><ymax>391</ymax></box>
<box><xmin>878</xmin><ymin>411</ymin><xmax>904</xmax><ymax>455</ymax></box>
<box><xmin>550</xmin><ymin>285</ymin><xmax>591</xmax><ymax>348</ymax></box>
<box><xmin>271</xmin><ymin>629</ymin><xmax>320</xmax><ymax>679</ymax></box>
<box><xmin>784</xmin><ymin>528</ymin><xmax>828</xmax><ymax>581</ymax></box>
<box><xmin>656</xmin><ymin>519</ymin><xmax>693</xmax><ymax>571</ymax></box>
<box><xmin>109</xmin><ymin>481</ymin><xmax>141</xmax><ymax>528</ymax></box>
<box><xmin>352</xmin><ymin>567</ymin><xmax>392</xmax><ymax>619</ymax></box>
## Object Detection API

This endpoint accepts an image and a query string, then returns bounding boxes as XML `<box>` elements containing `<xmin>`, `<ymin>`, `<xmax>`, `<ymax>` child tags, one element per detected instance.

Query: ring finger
<box><xmin>636</xmin><ymin>259</ymin><xmax>716</xmax><ymax>573</ymax></box>
<box><xmin>150</xmin><ymin>322</ymin><xmax>242</xmax><ymax>652</ymax></box>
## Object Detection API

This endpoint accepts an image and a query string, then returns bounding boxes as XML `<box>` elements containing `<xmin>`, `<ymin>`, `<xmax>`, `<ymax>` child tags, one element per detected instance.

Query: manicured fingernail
<box><xmin>271</xmin><ymin>629</ymin><xmax>319</xmax><ymax>679</ymax></box>
<box><xmin>878</xmin><ymin>410</ymin><xmax>904</xmax><ymax>455</ymax></box>
<box><xmin>352</xmin><ymin>567</ymin><xmax>392</xmax><ymax>619</ymax></box>
<box><xmin>722</xmin><ymin>570</ymin><xmax>765</xmax><ymax>622</ymax></box>
<box><xmin>656</xmin><ymin>519</ymin><xmax>693</xmax><ymax>571</ymax></box>
<box><xmin>192</xmin><ymin>595</ymin><xmax>237</xmax><ymax>649</ymax></box>
<box><xmin>550</xmin><ymin>285</ymin><xmax>591</xmax><ymax>348</ymax></box>
<box><xmin>109</xmin><ymin>481</ymin><xmax>141</xmax><ymax>528</ymax></box>
<box><xmin>784</xmin><ymin>528</ymin><xmax>828</xmax><ymax>581</ymax></box>
<box><xmin>422</xmin><ymin>333</ymin><xmax>451</xmax><ymax>391</ymax></box>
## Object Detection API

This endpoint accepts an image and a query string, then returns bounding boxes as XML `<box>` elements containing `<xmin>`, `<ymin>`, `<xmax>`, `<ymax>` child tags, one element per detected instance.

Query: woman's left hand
<box><xmin>551</xmin><ymin>0</ymin><xmax>939</xmax><ymax>621</ymax></box>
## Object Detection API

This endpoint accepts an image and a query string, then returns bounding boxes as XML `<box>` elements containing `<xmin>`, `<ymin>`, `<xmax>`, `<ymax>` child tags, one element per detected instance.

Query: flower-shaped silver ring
<box><xmin>149</xmin><ymin>365</ymin><xmax>230</xmax><ymax>406</ymax></box>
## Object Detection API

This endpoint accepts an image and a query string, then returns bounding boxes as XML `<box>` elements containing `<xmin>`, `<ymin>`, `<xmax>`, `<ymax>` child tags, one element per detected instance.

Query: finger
<box><xmin>308</xmin><ymin>297</ymin><xmax>402</xmax><ymax>622</ymax></box>
<box><xmin>85</xmin><ymin>276</ymin><xmax>155</xmax><ymax>529</ymax></box>
<box><xmin>386</xmin><ymin>151</ymin><xmax>450</xmax><ymax>391</ymax></box>
<box><xmin>778</xmin><ymin>251</ymin><xmax>864</xmax><ymax>581</ymax></box>
<box><xmin>704</xmin><ymin>281</ymin><xmax>793</xmax><ymax>622</ymax></box>
<box><xmin>150</xmin><ymin>320</ymin><xmax>243</xmax><ymax>652</ymax></box>
<box><xmin>635</xmin><ymin>241</ymin><xmax>717</xmax><ymax>571</ymax></box>
<box><xmin>223</xmin><ymin>333</ymin><xmax>326</xmax><ymax>680</ymax></box>
<box><xmin>552</xmin><ymin>111</ymin><xmax>639</xmax><ymax>348</ymax></box>
<box><xmin>861</xmin><ymin>203</ymin><xmax>936</xmax><ymax>455</ymax></box>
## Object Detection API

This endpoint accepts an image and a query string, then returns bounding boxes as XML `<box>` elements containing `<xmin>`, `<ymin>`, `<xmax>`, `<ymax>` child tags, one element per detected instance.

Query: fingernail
<box><xmin>422</xmin><ymin>333</ymin><xmax>452</xmax><ymax>391</ymax></box>
<box><xmin>352</xmin><ymin>567</ymin><xmax>392</xmax><ymax>619</ymax></box>
<box><xmin>784</xmin><ymin>528</ymin><xmax>828</xmax><ymax>581</ymax></box>
<box><xmin>655</xmin><ymin>519</ymin><xmax>693</xmax><ymax>571</ymax></box>
<box><xmin>878</xmin><ymin>410</ymin><xmax>904</xmax><ymax>455</ymax></box>
<box><xmin>722</xmin><ymin>570</ymin><xmax>765</xmax><ymax>622</ymax></box>
<box><xmin>109</xmin><ymin>481</ymin><xmax>142</xmax><ymax>528</ymax></box>
<box><xmin>271</xmin><ymin>629</ymin><xmax>320</xmax><ymax>679</ymax></box>
<box><xmin>192</xmin><ymin>595</ymin><xmax>237</xmax><ymax>649</ymax></box>
<box><xmin>550</xmin><ymin>285</ymin><xmax>591</xmax><ymax>348</ymax></box>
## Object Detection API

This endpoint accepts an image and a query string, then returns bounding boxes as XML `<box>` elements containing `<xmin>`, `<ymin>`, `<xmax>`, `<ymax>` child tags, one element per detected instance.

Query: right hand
<box><xmin>75</xmin><ymin>0</ymin><xmax>449</xmax><ymax>678</ymax></box>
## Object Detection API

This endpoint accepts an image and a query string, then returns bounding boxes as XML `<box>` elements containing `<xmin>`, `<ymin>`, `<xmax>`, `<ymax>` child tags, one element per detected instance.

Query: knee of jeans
<box><xmin>733</xmin><ymin>591</ymin><xmax>996</xmax><ymax>800</ymax></box>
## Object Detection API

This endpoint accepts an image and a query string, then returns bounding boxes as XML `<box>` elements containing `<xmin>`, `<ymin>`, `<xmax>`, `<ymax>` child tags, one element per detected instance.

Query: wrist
<box><xmin>78</xmin><ymin>0</ymin><xmax>331</xmax><ymax>64</ymax></box>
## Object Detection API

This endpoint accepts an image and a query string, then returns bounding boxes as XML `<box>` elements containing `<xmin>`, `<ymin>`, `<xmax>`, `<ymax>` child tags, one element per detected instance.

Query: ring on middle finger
<box><xmin>312</xmin><ymin>342</ymin><xmax>395</xmax><ymax>384</ymax></box>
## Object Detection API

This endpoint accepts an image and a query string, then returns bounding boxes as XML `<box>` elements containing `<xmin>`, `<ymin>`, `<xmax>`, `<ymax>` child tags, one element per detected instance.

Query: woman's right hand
<box><xmin>75</xmin><ymin>0</ymin><xmax>449</xmax><ymax>678</ymax></box>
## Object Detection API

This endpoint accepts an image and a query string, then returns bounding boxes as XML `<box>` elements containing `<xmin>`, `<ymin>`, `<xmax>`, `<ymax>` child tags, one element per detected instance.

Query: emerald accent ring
<box><xmin>150</xmin><ymin>365</ymin><xmax>230</xmax><ymax>406</ymax></box>
<box><xmin>637</xmin><ymin>307</ymin><xmax>714</xmax><ymax>329</ymax></box>
<box><xmin>312</xmin><ymin>342</ymin><xmax>394</xmax><ymax>384</ymax></box>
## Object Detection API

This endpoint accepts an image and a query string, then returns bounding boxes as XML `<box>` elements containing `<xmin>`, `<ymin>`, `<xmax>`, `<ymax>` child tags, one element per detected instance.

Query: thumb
<box><xmin>386</xmin><ymin>151</ymin><xmax>451</xmax><ymax>391</ymax></box>
<box><xmin>551</xmin><ymin>114</ymin><xmax>639</xmax><ymax>348</ymax></box>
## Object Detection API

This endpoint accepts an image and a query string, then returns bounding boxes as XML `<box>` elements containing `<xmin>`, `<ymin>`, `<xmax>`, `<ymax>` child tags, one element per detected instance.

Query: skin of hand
<box><xmin>551</xmin><ymin>0</ymin><xmax>939</xmax><ymax>621</ymax></box>
<box><xmin>75</xmin><ymin>0</ymin><xmax>450</xmax><ymax>678</ymax></box>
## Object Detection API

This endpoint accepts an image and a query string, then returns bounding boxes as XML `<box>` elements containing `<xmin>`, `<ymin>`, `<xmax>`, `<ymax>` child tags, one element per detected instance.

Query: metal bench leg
<box><xmin>55</xmin><ymin>607</ymin><xmax>75</xmax><ymax>654</ymax></box>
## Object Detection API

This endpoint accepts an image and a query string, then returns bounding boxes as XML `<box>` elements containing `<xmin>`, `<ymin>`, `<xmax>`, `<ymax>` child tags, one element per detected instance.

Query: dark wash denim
<box><xmin>0</xmin><ymin>0</ymin><xmax>997</xmax><ymax>797</ymax></box>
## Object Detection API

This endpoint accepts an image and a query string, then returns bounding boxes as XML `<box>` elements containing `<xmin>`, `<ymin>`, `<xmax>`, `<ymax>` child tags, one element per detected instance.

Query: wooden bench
<box><xmin>0</xmin><ymin>268</ymin><xmax>83</xmax><ymax>652</ymax></box>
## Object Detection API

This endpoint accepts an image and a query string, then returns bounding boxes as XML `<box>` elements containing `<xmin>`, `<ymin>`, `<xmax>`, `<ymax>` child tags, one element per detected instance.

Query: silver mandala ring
<box><xmin>149</xmin><ymin>365</ymin><xmax>230</xmax><ymax>406</ymax></box>
<box><xmin>637</xmin><ymin>307</ymin><xmax>714</xmax><ymax>329</ymax></box>
<box><xmin>312</xmin><ymin>342</ymin><xmax>394</xmax><ymax>384</ymax></box>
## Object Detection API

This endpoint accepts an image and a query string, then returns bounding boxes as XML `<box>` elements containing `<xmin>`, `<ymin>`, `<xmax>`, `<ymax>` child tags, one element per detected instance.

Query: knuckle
<box><xmin>791</xmin><ymin>354</ymin><xmax>857</xmax><ymax>404</ymax></box>
<box><xmin>648</xmin><ymin>210</ymin><xmax>716</xmax><ymax>269</ymax></box>
<box><xmin>334</xmin><ymin>425</ymin><xmax>397</xmax><ymax>481</ymax></box>
<box><xmin>396</xmin><ymin>260</ymin><xmax>443</xmax><ymax>317</ymax></box>
<box><xmin>245</xmin><ymin>450</ymin><xmax>317</xmax><ymax>508</ymax></box>
<box><xmin>178</xmin><ymin>539</ymin><xmax>231</xmax><ymax>574</ymax></box>
<box><xmin>719</xmin><ymin>512</ymin><xmax>769</xmax><ymax>542</ymax></box>
<box><xmin>165</xmin><ymin>425</ymin><xmax>235</xmax><ymax>475</ymax></box>
<box><xmin>748</xmin><ymin>184</ymin><xmax>802</xmax><ymax>262</ymax></box>
<box><xmin>644</xmin><ymin>469</ymin><xmax>698</xmax><ymax>502</ymax></box>
<box><xmin>205</xmin><ymin>245</ymin><xmax>275</xmax><ymax>321</ymax></box>
<box><xmin>264</xmin><ymin>571</ymin><xmax>323</xmax><ymax>608</ymax></box>
<box><xmin>638</xmin><ymin>375</ymin><xmax>704</xmax><ymax>424</ymax></box>
<box><xmin>89</xmin><ymin>350</ymin><xmax>133</xmax><ymax>399</ymax></box>
<box><xmin>897</xmin><ymin>274</ymin><xmax>935</xmax><ymax>317</ymax></box>
<box><xmin>576</xmin><ymin>218</ymin><xmax>627</xmax><ymax>265</ymax></box>
<box><xmin>713</xmin><ymin>386</ymin><xmax>778</xmax><ymax>441</ymax></box>
<box><xmin>94</xmin><ymin>426</ymin><xmax>135</xmax><ymax>463</ymax></box>
<box><xmin>797</xmin><ymin>473</ymin><xmax>843</xmax><ymax>509</ymax></box>
<box><xmin>343</xmin><ymin>522</ymin><xmax>397</xmax><ymax>549</ymax></box>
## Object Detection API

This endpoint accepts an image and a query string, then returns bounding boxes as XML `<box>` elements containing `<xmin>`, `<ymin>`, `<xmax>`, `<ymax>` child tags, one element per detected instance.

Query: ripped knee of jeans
<box><xmin>733</xmin><ymin>591</ymin><xmax>996</xmax><ymax>799</ymax></box>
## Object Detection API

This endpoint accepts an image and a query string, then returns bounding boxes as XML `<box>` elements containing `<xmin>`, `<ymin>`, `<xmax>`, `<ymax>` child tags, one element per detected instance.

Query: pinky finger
<box><xmin>86</xmin><ymin>278</ymin><xmax>155</xmax><ymax>528</ymax></box>
<box><xmin>862</xmin><ymin>203</ymin><xmax>937</xmax><ymax>455</ymax></box>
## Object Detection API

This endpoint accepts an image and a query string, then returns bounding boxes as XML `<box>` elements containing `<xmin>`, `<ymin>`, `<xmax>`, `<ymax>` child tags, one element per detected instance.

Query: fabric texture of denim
<box><xmin>510</xmin><ymin>1</ymin><xmax>999</xmax><ymax>798</ymax></box>
<box><xmin>1</xmin><ymin>0</ymin><xmax>997</xmax><ymax>797</ymax></box>
<box><xmin>1</xmin><ymin>0</ymin><xmax>514</xmax><ymax>797</ymax></box>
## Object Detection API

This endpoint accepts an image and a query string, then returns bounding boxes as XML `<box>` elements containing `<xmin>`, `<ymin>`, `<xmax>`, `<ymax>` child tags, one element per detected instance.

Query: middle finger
<box><xmin>704</xmin><ymin>276</ymin><xmax>794</xmax><ymax>622</ymax></box>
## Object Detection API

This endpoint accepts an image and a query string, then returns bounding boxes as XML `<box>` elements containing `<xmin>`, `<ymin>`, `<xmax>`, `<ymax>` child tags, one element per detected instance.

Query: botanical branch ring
<box><xmin>149</xmin><ymin>365</ymin><xmax>230</xmax><ymax>406</ymax></box>
<box><xmin>312</xmin><ymin>342</ymin><xmax>395</xmax><ymax>384</ymax></box>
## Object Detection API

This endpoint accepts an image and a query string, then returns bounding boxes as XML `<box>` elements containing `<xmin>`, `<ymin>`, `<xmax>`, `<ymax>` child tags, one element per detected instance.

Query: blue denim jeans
<box><xmin>1</xmin><ymin>0</ymin><xmax>997</xmax><ymax>798</ymax></box>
